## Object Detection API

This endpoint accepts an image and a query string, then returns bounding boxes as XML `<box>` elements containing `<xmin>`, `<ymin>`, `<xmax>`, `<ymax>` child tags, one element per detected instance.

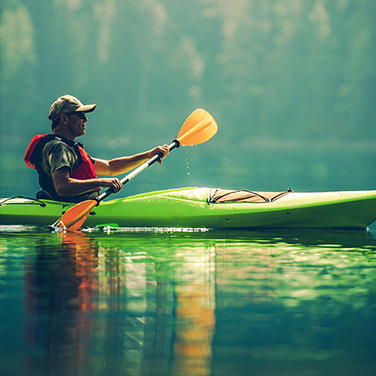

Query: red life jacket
<box><xmin>25</xmin><ymin>134</ymin><xmax>100</xmax><ymax>200</ymax></box>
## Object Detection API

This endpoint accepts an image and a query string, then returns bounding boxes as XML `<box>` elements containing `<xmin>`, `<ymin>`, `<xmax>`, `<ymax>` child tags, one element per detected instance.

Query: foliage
<box><xmin>1</xmin><ymin>0</ymin><xmax>375</xmax><ymax>195</ymax></box>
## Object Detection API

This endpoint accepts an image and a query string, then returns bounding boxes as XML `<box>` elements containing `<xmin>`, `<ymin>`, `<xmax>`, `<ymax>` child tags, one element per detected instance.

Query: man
<box><xmin>25</xmin><ymin>95</ymin><xmax>169</xmax><ymax>202</ymax></box>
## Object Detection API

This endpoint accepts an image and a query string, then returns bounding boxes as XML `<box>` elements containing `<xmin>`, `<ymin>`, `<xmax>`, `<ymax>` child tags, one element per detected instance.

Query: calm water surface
<box><xmin>1</xmin><ymin>226</ymin><xmax>376</xmax><ymax>376</ymax></box>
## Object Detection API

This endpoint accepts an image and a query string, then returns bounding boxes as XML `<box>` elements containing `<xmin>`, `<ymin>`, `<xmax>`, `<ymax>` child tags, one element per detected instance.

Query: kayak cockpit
<box><xmin>208</xmin><ymin>188</ymin><xmax>294</xmax><ymax>203</ymax></box>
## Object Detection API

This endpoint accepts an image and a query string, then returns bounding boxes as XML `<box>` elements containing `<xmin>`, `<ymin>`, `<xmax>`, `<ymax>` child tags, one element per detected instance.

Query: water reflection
<box><xmin>172</xmin><ymin>246</ymin><xmax>215</xmax><ymax>376</ymax></box>
<box><xmin>0</xmin><ymin>227</ymin><xmax>375</xmax><ymax>376</ymax></box>
<box><xmin>22</xmin><ymin>231</ymin><xmax>97</xmax><ymax>376</ymax></box>
<box><xmin>92</xmin><ymin>234</ymin><xmax>216</xmax><ymax>376</ymax></box>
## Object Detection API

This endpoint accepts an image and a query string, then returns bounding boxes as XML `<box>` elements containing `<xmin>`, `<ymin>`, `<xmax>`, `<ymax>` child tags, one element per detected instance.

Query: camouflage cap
<box><xmin>48</xmin><ymin>95</ymin><xmax>96</xmax><ymax>122</ymax></box>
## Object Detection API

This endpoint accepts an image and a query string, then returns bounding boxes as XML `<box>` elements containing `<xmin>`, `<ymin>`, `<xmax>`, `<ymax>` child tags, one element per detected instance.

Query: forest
<box><xmin>1</xmin><ymin>0</ymin><xmax>375</xmax><ymax>197</ymax></box>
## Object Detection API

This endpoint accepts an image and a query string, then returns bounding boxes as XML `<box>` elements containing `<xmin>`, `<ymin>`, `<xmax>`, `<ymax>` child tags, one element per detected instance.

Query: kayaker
<box><xmin>25</xmin><ymin>95</ymin><xmax>169</xmax><ymax>203</ymax></box>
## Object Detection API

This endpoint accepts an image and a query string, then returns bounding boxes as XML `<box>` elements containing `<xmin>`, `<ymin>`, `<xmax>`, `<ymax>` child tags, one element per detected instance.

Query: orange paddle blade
<box><xmin>177</xmin><ymin>109</ymin><xmax>217</xmax><ymax>146</ymax></box>
<box><xmin>56</xmin><ymin>200</ymin><xmax>97</xmax><ymax>230</ymax></box>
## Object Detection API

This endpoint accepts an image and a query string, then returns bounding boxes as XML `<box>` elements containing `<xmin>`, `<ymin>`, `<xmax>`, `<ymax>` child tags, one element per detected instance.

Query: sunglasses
<box><xmin>67</xmin><ymin>111</ymin><xmax>87</xmax><ymax>119</ymax></box>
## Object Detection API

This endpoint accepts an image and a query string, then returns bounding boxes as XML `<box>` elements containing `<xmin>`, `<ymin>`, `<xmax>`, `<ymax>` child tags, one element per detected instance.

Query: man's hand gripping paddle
<box><xmin>53</xmin><ymin>109</ymin><xmax>217</xmax><ymax>231</ymax></box>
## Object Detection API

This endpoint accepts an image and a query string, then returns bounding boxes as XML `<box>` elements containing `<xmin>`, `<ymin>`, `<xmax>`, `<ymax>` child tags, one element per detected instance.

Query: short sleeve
<box><xmin>41</xmin><ymin>140</ymin><xmax>78</xmax><ymax>175</ymax></box>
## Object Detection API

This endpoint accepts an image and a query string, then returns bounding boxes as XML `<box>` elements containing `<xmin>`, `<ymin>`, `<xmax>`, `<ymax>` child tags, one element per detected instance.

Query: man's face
<box><xmin>66</xmin><ymin>112</ymin><xmax>88</xmax><ymax>137</ymax></box>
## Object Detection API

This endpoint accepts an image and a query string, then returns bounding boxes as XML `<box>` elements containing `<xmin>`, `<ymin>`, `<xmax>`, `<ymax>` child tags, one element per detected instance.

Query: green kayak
<box><xmin>1</xmin><ymin>187</ymin><xmax>376</xmax><ymax>229</ymax></box>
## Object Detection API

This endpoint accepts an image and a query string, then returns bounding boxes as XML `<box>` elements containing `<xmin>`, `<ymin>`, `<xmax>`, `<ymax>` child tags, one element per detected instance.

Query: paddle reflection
<box><xmin>172</xmin><ymin>247</ymin><xmax>216</xmax><ymax>376</ymax></box>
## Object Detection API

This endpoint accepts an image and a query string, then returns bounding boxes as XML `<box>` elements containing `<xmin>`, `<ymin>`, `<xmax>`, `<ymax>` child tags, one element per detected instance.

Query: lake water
<box><xmin>1</xmin><ymin>225</ymin><xmax>376</xmax><ymax>376</ymax></box>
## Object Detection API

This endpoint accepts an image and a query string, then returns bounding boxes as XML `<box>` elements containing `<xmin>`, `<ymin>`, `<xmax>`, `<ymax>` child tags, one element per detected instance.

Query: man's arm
<box><xmin>52</xmin><ymin>167</ymin><xmax>123</xmax><ymax>197</ymax></box>
<box><xmin>93</xmin><ymin>145</ymin><xmax>169</xmax><ymax>176</ymax></box>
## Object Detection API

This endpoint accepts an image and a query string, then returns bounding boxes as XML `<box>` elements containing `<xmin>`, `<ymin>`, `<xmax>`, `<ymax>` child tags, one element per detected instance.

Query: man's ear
<box><xmin>60</xmin><ymin>113</ymin><xmax>69</xmax><ymax>124</ymax></box>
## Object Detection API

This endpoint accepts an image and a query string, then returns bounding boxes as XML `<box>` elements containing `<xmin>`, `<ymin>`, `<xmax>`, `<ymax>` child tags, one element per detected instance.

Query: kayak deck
<box><xmin>1</xmin><ymin>187</ymin><xmax>376</xmax><ymax>229</ymax></box>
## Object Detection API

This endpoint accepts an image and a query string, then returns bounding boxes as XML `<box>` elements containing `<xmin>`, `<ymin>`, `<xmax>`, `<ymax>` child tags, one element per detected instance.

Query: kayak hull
<box><xmin>1</xmin><ymin>187</ymin><xmax>376</xmax><ymax>229</ymax></box>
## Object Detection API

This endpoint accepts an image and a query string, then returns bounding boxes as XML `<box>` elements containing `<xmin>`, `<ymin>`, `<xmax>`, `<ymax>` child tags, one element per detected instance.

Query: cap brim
<box><xmin>76</xmin><ymin>104</ymin><xmax>96</xmax><ymax>113</ymax></box>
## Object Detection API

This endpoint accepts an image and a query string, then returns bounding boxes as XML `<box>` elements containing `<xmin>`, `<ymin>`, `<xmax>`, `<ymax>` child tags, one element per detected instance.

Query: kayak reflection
<box><xmin>1</xmin><ymin>227</ymin><xmax>373</xmax><ymax>376</ymax></box>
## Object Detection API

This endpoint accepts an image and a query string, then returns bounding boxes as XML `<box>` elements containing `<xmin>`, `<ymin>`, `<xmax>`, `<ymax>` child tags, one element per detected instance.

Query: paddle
<box><xmin>53</xmin><ymin>108</ymin><xmax>217</xmax><ymax>231</ymax></box>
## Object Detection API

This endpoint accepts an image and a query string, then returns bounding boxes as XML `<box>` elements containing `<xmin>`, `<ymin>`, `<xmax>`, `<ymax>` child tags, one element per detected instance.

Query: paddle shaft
<box><xmin>96</xmin><ymin>140</ymin><xmax>180</xmax><ymax>203</ymax></box>
<box><xmin>96</xmin><ymin>116</ymin><xmax>213</xmax><ymax>202</ymax></box>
